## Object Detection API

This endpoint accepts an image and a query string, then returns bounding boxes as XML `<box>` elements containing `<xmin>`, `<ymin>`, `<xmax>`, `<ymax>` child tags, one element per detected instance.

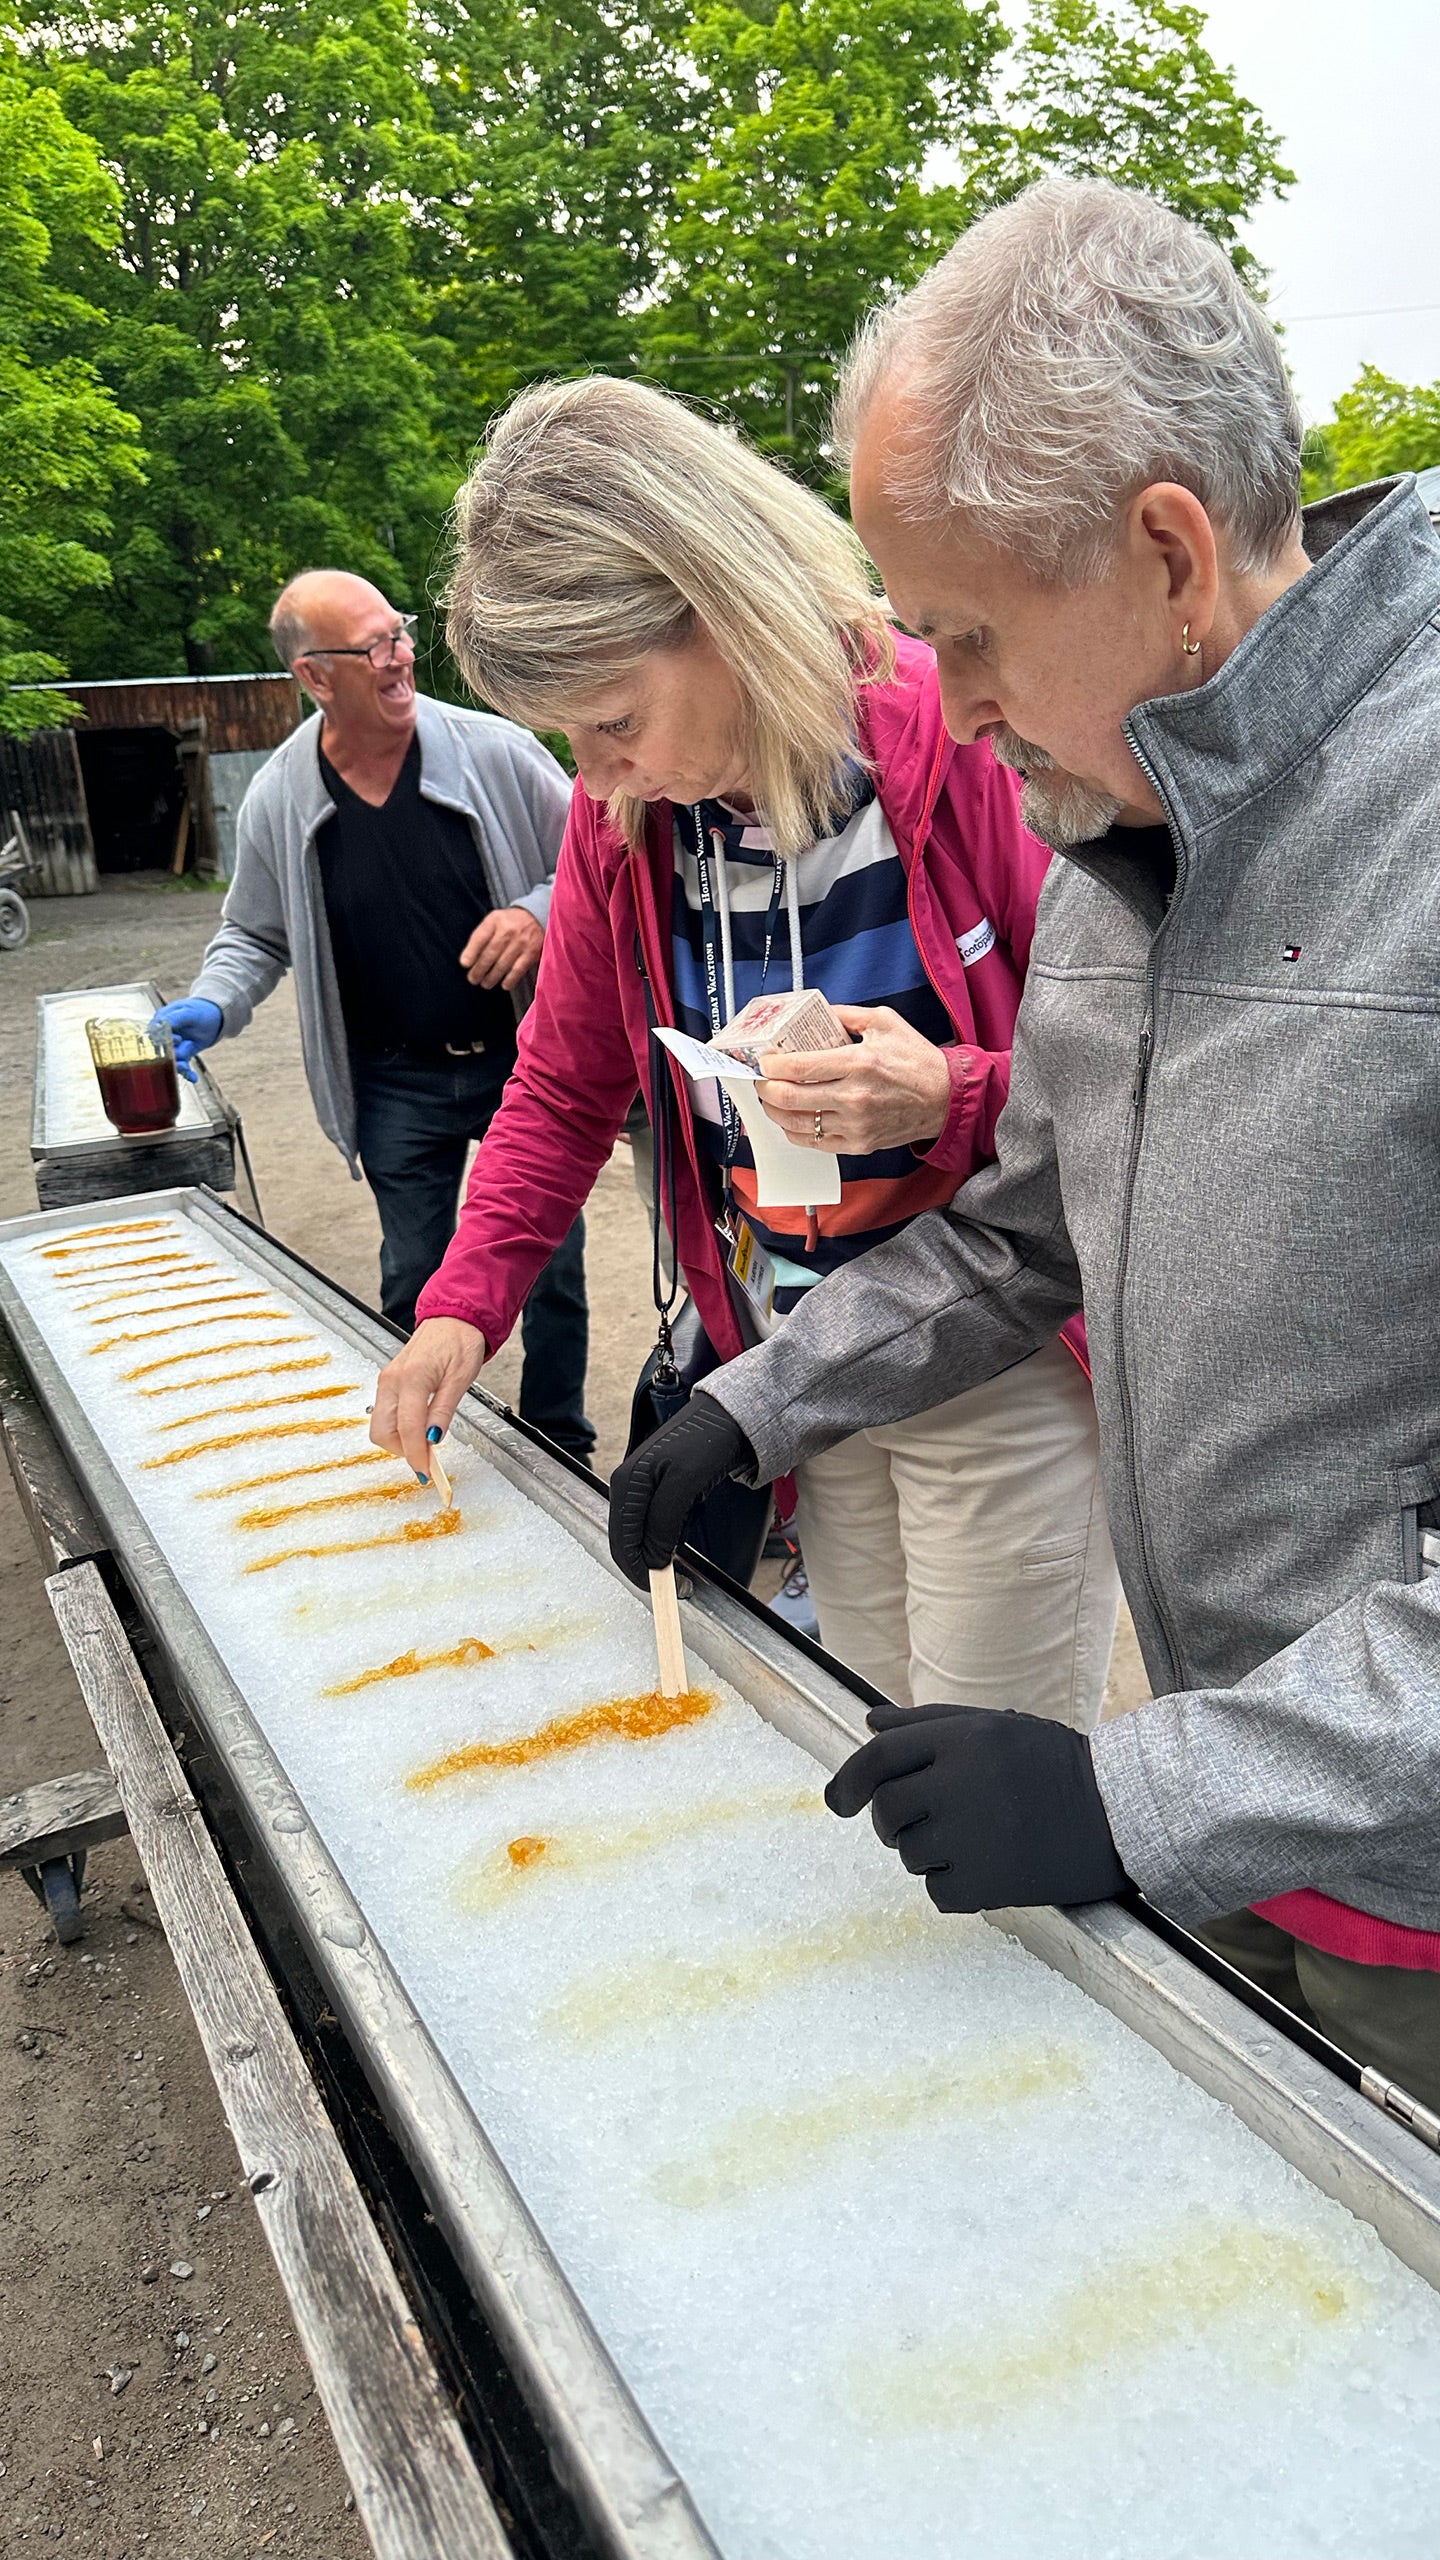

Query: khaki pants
<box><xmin>792</xmin><ymin>1339</ymin><xmax>1121</xmax><ymax>1731</ymax></box>
<box><xmin>1198</xmin><ymin>1906</ymin><xmax>1440</xmax><ymax>2115</ymax></box>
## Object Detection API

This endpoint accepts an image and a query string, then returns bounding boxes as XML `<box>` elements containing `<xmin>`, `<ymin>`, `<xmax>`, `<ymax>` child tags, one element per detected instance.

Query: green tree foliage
<box><xmin>8</xmin><ymin>0</ymin><xmax>1294</xmax><ymax>680</ymax></box>
<box><xmin>640</xmin><ymin>0</ymin><xmax>1007</xmax><ymax>470</ymax></box>
<box><xmin>985</xmin><ymin>0</ymin><xmax>1292</xmax><ymax>272</ymax></box>
<box><xmin>16</xmin><ymin>0</ymin><xmax>462</xmax><ymax>676</ymax></box>
<box><xmin>1302</xmin><ymin>366</ymin><xmax>1440</xmax><ymax>503</ymax></box>
<box><xmin>423</xmin><ymin>0</ymin><xmax>700</xmax><ymax>425</ymax></box>
<box><xmin>641</xmin><ymin>0</ymin><xmax>1291</xmax><ymax>479</ymax></box>
<box><xmin>0</xmin><ymin>42</ymin><xmax>141</xmax><ymax>731</ymax></box>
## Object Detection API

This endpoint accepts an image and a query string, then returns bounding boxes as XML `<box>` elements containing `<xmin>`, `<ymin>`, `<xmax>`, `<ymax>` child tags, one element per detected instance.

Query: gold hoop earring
<box><xmin>1181</xmin><ymin>623</ymin><xmax>1202</xmax><ymax>656</ymax></box>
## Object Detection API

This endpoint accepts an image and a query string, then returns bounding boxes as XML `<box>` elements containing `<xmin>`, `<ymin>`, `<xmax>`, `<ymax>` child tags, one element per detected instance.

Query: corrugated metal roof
<box><xmin>55</xmin><ymin>673</ymin><xmax>304</xmax><ymax>753</ymax></box>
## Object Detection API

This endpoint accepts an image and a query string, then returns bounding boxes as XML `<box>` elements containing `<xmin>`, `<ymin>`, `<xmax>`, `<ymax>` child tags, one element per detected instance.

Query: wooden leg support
<box><xmin>45</xmin><ymin>1563</ymin><xmax>513</xmax><ymax>2560</ymax></box>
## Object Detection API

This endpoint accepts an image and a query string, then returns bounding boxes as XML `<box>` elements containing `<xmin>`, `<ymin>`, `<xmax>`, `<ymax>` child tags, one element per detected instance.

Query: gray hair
<box><xmin>445</xmin><ymin>375</ymin><xmax>893</xmax><ymax>860</ymax></box>
<box><xmin>836</xmin><ymin>177</ymin><xmax>1302</xmax><ymax>583</ymax></box>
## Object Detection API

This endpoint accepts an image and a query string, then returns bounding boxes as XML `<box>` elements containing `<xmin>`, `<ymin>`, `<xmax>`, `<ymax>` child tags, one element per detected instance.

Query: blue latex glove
<box><xmin>150</xmin><ymin>998</ymin><xmax>223</xmax><ymax>1083</ymax></box>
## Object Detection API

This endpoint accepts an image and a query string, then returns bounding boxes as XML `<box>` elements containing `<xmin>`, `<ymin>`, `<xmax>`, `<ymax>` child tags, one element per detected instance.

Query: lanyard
<box><xmin>688</xmin><ymin>804</ymin><xmax>786</xmax><ymax>1170</ymax></box>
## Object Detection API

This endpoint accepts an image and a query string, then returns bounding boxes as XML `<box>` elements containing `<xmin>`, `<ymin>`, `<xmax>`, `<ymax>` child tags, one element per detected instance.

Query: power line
<box><xmin>1279</xmin><ymin>299</ymin><xmax>1440</xmax><ymax>327</ymax></box>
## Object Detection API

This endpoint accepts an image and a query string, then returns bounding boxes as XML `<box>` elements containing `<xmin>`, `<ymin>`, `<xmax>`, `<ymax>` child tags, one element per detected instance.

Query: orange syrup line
<box><xmin>55</xmin><ymin>1271</ymin><xmax>218</xmax><ymax>1300</ymax></box>
<box><xmin>144</xmin><ymin>1415</ymin><xmax>368</xmax><ymax>1469</ymax></box>
<box><xmin>34</xmin><ymin>1220</ymin><xmax>171</xmax><ymax>1250</ymax></box>
<box><xmin>237</xmin><ymin>1478</ymin><xmax>421</xmax><ymax>1534</ymax></box>
<box><xmin>326</xmin><ymin>1634</ymin><xmax>496</xmax><ymax>1696</ymax></box>
<box><xmin>71</xmin><ymin>1274</ymin><xmax>248</xmax><ymax>1313</ymax></box>
<box><xmin>197</xmin><ymin>1449</ymin><xmax>391</xmax><ymax>1500</ymax></box>
<box><xmin>244</xmin><ymin>1508</ymin><xmax>463</xmax><ymax>1575</ymax></box>
<box><xmin>49</xmin><ymin>1252</ymin><xmax>195</xmax><ymax>1279</ymax></box>
<box><xmin>38</xmin><ymin>1226</ymin><xmax>175</xmax><ymax>1257</ymax></box>
<box><xmin>454</xmin><ymin>1787</ymin><xmax>824</xmax><ymax>1911</ymax></box>
<box><xmin>136</xmin><ymin>1356</ymin><xmax>332</xmax><ymax>1400</ymax></box>
<box><xmin>89</xmin><ymin>1310</ymin><xmax>285</xmax><ymax>1351</ymax></box>
<box><xmin>324</xmin><ymin>1616</ymin><xmax>591</xmax><ymax>1699</ymax></box>
<box><xmin>124</xmin><ymin>1335</ymin><xmax>310</xmax><ymax>1382</ymax></box>
<box><xmin>59</xmin><ymin>1265</ymin><xmax>219</xmax><ymax>1299</ymax></box>
<box><xmin>407</xmin><ymin>1687</ymin><xmax>715</xmax><ymax>1793</ymax></box>
<box><xmin>86</xmin><ymin>1285</ymin><xmax>269</xmax><ymax>1324</ymax></box>
<box><xmin>155</xmin><ymin>1384</ymin><xmax>359</xmax><ymax>1433</ymax></box>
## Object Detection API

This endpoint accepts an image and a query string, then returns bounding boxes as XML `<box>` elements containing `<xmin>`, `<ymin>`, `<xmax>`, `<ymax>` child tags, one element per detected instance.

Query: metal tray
<box><xmin>4</xmin><ymin>1188</ymin><xmax>1440</xmax><ymax>2560</ymax></box>
<box><xmin>30</xmin><ymin>983</ymin><xmax>234</xmax><ymax>1208</ymax></box>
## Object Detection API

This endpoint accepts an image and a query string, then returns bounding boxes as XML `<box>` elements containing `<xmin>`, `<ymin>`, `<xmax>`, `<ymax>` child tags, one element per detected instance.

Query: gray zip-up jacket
<box><xmin>189</xmin><ymin>692</ymin><xmax>572</xmax><ymax>1174</ymax></box>
<box><xmin>707</xmin><ymin>476</ymin><xmax>1440</xmax><ymax>1937</ymax></box>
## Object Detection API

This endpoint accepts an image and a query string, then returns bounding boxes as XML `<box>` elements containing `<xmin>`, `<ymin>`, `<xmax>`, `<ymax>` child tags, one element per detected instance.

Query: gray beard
<box><xmin>989</xmin><ymin>727</ymin><xmax>1122</xmax><ymax>851</ymax></box>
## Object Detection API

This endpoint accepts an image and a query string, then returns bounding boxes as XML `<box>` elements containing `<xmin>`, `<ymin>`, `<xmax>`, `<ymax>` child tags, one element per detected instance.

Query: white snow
<box><xmin>6</xmin><ymin>1208</ymin><xmax>1440</xmax><ymax>2560</ymax></box>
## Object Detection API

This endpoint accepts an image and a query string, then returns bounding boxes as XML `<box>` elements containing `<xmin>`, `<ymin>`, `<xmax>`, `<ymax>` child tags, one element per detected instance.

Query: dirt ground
<box><xmin>0</xmin><ymin>871</ymin><xmax>1147</xmax><ymax>2556</ymax></box>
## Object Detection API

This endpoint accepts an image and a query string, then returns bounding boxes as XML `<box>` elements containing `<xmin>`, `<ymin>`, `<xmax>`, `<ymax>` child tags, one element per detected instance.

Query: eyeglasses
<box><xmin>297</xmin><ymin>613</ymin><xmax>418</xmax><ymax>670</ymax></box>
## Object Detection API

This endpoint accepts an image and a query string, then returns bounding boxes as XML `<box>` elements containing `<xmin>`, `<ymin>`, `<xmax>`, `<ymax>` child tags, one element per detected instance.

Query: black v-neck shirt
<box><xmin>316</xmin><ymin>735</ymin><xmax>518</xmax><ymax>1057</ymax></box>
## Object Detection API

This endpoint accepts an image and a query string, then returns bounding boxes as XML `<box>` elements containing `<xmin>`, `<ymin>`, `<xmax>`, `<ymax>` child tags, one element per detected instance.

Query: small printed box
<box><xmin>711</xmin><ymin>988</ymin><xmax>849</xmax><ymax>1073</ymax></box>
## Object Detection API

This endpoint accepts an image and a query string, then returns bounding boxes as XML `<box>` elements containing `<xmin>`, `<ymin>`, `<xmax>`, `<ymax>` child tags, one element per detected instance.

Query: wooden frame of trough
<box><xmin>31</xmin><ymin>982</ymin><xmax>236</xmax><ymax>1208</ymax></box>
<box><xmin>3</xmin><ymin>1189</ymin><xmax>1440</xmax><ymax>2560</ymax></box>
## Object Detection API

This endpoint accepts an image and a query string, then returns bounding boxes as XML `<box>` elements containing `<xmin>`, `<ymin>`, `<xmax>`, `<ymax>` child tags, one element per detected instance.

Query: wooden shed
<box><xmin>0</xmin><ymin>727</ymin><xmax>97</xmax><ymax>898</ymax></box>
<box><xmin>4</xmin><ymin>674</ymin><xmax>304</xmax><ymax>896</ymax></box>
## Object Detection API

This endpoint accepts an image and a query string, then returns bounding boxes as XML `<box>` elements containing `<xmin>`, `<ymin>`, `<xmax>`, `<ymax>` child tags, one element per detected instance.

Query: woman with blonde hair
<box><xmin>370</xmin><ymin>373</ymin><xmax>1119</xmax><ymax>1725</ymax></box>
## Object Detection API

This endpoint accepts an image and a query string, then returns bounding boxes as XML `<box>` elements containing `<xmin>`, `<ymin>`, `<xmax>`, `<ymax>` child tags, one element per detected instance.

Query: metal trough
<box><xmin>3</xmin><ymin>1188</ymin><xmax>1439</xmax><ymax>2560</ymax></box>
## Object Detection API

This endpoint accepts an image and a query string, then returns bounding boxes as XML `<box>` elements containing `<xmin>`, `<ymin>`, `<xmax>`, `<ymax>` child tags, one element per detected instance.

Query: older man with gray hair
<box><xmin>612</xmin><ymin>176</ymin><xmax>1440</xmax><ymax>2109</ymax></box>
<box><xmin>156</xmin><ymin>568</ymin><xmax>594</xmax><ymax>1459</ymax></box>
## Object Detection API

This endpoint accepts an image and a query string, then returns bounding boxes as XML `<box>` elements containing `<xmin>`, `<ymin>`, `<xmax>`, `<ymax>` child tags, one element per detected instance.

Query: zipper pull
<box><xmin>1131</xmin><ymin>1025</ymin><xmax>1152</xmax><ymax>1110</ymax></box>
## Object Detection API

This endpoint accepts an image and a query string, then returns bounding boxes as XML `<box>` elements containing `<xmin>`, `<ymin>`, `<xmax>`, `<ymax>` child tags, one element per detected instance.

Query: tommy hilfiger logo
<box><xmin>1282</xmin><ymin>944</ymin><xmax>1302</xmax><ymax>963</ymax></box>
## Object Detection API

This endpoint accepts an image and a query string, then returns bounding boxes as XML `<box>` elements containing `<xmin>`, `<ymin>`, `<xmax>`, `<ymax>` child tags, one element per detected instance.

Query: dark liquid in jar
<box><xmin>94</xmin><ymin>1054</ymin><xmax>180</xmax><ymax>1135</ymax></box>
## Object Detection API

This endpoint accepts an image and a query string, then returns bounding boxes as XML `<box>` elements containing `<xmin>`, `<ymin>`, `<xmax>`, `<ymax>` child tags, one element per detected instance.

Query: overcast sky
<box><xmin>1185</xmin><ymin>0</ymin><xmax>1440</xmax><ymax>424</ymax></box>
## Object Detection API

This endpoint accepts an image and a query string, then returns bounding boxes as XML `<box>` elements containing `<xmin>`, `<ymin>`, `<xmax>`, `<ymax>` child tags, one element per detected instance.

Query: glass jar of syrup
<box><xmin>85</xmin><ymin>1016</ymin><xmax>181</xmax><ymax>1136</ymax></box>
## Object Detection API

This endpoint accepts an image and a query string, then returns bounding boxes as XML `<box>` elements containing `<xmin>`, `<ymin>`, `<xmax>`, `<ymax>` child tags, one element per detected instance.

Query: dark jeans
<box><xmin>1198</xmin><ymin>1906</ymin><xmax>1440</xmax><ymax>2115</ymax></box>
<box><xmin>351</xmin><ymin>1048</ymin><xmax>594</xmax><ymax>1460</ymax></box>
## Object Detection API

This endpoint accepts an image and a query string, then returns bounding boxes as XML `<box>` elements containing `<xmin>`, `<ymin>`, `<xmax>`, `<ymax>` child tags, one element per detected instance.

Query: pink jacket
<box><xmin>417</xmin><ymin>635</ymin><xmax>1067</xmax><ymax>1370</ymax></box>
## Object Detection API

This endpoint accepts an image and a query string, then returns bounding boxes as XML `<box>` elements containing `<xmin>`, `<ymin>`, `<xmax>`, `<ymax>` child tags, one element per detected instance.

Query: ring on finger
<box><xmin>813</xmin><ymin>1110</ymin><xmax>825</xmax><ymax>1143</ymax></box>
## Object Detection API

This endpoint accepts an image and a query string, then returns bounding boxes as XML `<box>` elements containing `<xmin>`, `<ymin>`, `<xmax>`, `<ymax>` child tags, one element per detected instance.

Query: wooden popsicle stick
<box><xmin>428</xmin><ymin>1447</ymin><xmax>453</xmax><ymax>1510</ymax></box>
<box><xmin>648</xmin><ymin>1564</ymin><xmax>688</xmax><ymax>1700</ymax></box>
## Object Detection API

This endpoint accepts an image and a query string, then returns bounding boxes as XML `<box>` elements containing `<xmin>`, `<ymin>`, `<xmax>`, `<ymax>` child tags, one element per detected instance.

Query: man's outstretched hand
<box><xmin>825</xmin><ymin>1700</ymin><xmax>1128</xmax><ymax>1913</ymax></box>
<box><xmin>608</xmin><ymin>1396</ymin><xmax>756</xmax><ymax>1587</ymax></box>
<box><xmin>150</xmin><ymin>998</ymin><xmax>222</xmax><ymax>1082</ymax></box>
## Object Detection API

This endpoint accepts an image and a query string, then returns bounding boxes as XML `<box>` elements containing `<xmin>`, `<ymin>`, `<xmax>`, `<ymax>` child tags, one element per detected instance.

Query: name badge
<box><xmin>727</xmin><ymin>1216</ymin><xmax>777</xmax><ymax>1330</ymax></box>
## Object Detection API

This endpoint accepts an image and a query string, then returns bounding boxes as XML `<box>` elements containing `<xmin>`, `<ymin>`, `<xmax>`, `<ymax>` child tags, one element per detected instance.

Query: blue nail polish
<box><xmin>426</xmin><ymin>1425</ymin><xmax>444</xmax><ymax>1444</ymax></box>
<box><xmin>415</xmin><ymin>1471</ymin><xmax>430</xmax><ymax>1485</ymax></box>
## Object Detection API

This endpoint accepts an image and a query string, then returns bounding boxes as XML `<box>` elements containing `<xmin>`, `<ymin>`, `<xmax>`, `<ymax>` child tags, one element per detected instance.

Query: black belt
<box><xmin>352</xmin><ymin>1035</ymin><xmax>509</xmax><ymax>1068</ymax></box>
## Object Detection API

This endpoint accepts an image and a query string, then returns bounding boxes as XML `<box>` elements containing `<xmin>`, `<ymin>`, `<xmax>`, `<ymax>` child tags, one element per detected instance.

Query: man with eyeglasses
<box><xmin>155</xmin><ymin>567</ymin><xmax>593</xmax><ymax>1460</ymax></box>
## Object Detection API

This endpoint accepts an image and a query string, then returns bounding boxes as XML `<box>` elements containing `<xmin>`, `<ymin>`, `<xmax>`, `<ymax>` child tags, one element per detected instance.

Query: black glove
<box><xmin>825</xmin><ymin>1699</ymin><xmax>1128</xmax><ymax>1913</ymax></box>
<box><xmin>608</xmin><ymin>1396</ymin><xmax>757</xmax><ymax>1587</ymax></box>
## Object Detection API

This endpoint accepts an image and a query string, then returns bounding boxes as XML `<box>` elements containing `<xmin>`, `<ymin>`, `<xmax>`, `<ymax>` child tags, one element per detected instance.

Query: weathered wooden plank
<box><xmin>0</xmin><ymin>1764</ymin><xmax>126</xmax><ymax>1867</ymax></box>
<box><xmin>0</xmin><ymin>1328</ymin><xmax>109</xmax><ymax>1573</ymax></box>
<box><xmin>32</xmin><ymin>1128</ymin><xmax>236</xmax><ymax>1207</ymax></box>
<box><xmin>46</xmin><ymin>1563</ymin><xmax>513</xmax><ymax>2560</ymax></box>
<box><xmin>0</xmin><ymin>726</ymin><xmax>98</xmax><ymax>897</ymax></box>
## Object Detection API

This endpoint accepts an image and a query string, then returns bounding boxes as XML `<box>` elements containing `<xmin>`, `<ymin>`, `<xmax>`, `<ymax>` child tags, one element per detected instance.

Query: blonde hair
<box><xmin>445</xmin><ymin>375</ymin><xmax>894</xmax><ymax>859</ymax></box>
